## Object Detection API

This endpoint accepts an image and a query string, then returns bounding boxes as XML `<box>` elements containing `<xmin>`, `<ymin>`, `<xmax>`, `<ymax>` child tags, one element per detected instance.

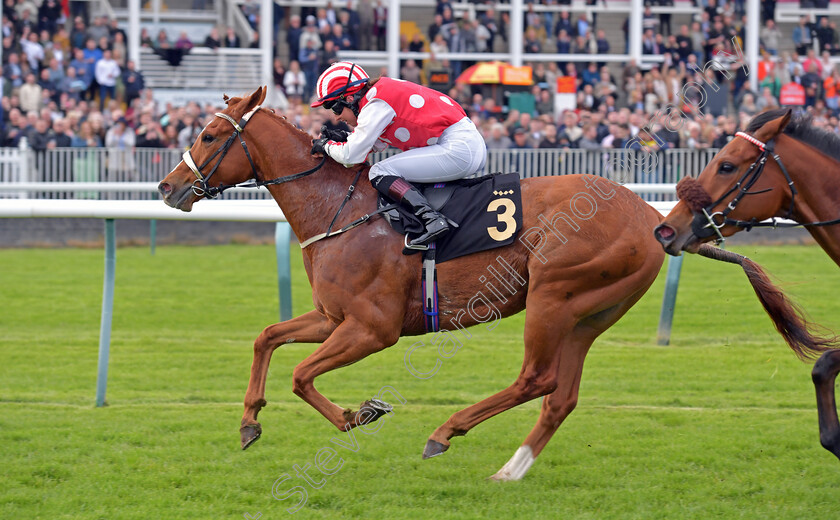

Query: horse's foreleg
<box><xmin>423</xmin><ymin>304</ymin><xmax>575</xmax><ymax>459</ymax></box>
<box><xmin>812</xmin><ymin>349</ymin><xmax>840</xmax><ymax>460</ymax></box>
<box><xmin>241</xmin><ymin>310</ymin><xmax>336</xmax><ymax>449</ymax></box>
<box><xmin>292</xmin><ymin>318</ymin><xmax>397</xmax><ymax>431</ymax></box>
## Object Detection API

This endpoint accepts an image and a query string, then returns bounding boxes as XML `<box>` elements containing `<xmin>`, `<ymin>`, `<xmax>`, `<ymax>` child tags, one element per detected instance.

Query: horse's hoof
<box><xmin>240</xmin><ymin>423</ymin><xmax>262</xmax><ymax>450</ymax></box>
<box><xmin>422</xmin><ymin>439</ymin><xmax>449</xmax><ymax>459</ymax></box>
<box><xmin>345</xmin><ymin>398</ymin><xmax>394</xmax><ymax>424</ymax></box>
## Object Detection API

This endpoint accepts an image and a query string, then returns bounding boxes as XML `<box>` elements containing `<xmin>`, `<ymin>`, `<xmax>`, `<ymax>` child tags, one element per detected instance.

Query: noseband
<box><xmin>182</xmin><ymin>105</ymin><xmax>326</xmax><ymax>198</ymax></box>
<box><xmin>687</xmin><ymin>131</ymin><xmax>797</xmax><ymax>245</ymax></box>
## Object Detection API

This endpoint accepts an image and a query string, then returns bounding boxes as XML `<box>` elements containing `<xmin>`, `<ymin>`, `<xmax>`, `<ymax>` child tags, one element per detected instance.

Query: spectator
<box><xmin>298</xmin><ymin>38</ymin><xmax>319</xmax><ymax>96</ymax></box>
<box><xmin>94</xmin><ymin>49</ymin><xmax>119</xmax><ymax>109</ymax></box>
<box><xmin>400</xmin><ymin>59</ymin><xmax>422</xmax><ymax>84</ymax></box>
<box><xmin>373</xmin><ymin>0</ymin><xmax>387</xmax><ymax>50</ymax></box>
<box><xmin>357</xmin><ymin>0</ymin><xmax>373</xmax><ymax>50</ymax></box>
<box><xmin>224</xmin><ymin>27</ymin><xmax>240</xmax><ymax>48</ymax></box>
<box><xmin>283</xmin><ymin>59</ymin><xmax>306</xmax><ymax>100</ymax></box>
<box><xmin>815</xmin><ymin>17</ymin><xmax>837</xmax><ymax>55</ymax></box>
<box><xmin>509</xmin><ymin>127</ymin><xmax>531</xmax><ymax>149</ymax></box>
<box><xmin>484</xmin><ymin>122</ymin><xmax>511</xmax><ymax>150</ymax></box>
<box><xmin>175</xmin><ymin>32</ymin><xmax>193</xmax><ymax>51</ymax></box>
<box><xmin>28</xmin><ymin>117</ymin><xmax>51</xmax><ymax>150</ymax></box>
<box><xmin>50</xmin><ymin>117</ymin><xmax>72</xmax><ymax>147</ymax></box>
<box><xmin>19</xmin><ymin>72</ymin><xmax>41</xmax><ymax>112</ymax></box>
<box><xmin>538</xmin><ymin>123</ymin><xmax>560</xmax><ymax>148</ymax></box>
<box><xmin>286</xmin><ymin>15</ymin><xmax>302</xmax><ymax>63</ymax></box>
<box><xmin>761</xmin><ymin>19</ymin><xmax>781</xmax><ymax>56</ymax></box>
<box><xmin>204</xmin><ymin>27</ymin><xmax>221</xmax><ymax>49</ymax></box>
<box><xmin>21</xmin><ymin>31</ymin><xmax>44</xmax><ymax>71</ymax></box>
<box><xmin>524</xmin><ymin>26</ymin><xmax>541</xmax><ymax>54</ymax></box>
<box><xmin>57</xmin><ymin>66</ymin><xmax>86</xmax><ymax>101</ymax></box>
<box><xmin>105</xmin><ymin>117</ymin><xmax>136</xmax><ymax>181</ymax></box>
<box><xmin>4</xmin><ymin>52</ymin><xmax>23</xmax><ymax>88</ymax></box>
<box><xmin>793</xmin><ymin>16</ymin><xmax>814</xmax><ymax>56</ymax></box>
<box><xmin>330</xmin><ymin>23</ymin><xmax>353</xmax><ymax>50</ymax></box>
<box><xmin>824</xmin><ymin>68</ymin><xmax>840</xmax><ymax>111</ymax></box>
<box><xmin>122</xmin><ymin>60</ymin><xmax>144</xmax><ymax>107</ymax></box>
<box><xmin>755</xmin><ymin>86</ymin><xmax>780</xmax><ymax>112</ymax></box>
<box><xmin>86</xmin><ymin>16</ymin><xmax>110</xmax><ymax>44</ymax></box>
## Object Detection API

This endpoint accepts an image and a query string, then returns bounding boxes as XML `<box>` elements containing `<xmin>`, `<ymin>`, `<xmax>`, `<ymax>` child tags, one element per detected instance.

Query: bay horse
<box><xmin>654</xmin><ymin>108</ymin><xmax>840</xmax><ymax>462</ymax></box>
<box><xmin>159</xmin><ymin>87</ymin><xmax>670</xmax><ymax>479</ymax></box>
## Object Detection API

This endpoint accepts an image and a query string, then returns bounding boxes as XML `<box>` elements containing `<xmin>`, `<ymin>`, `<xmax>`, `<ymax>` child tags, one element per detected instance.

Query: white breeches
<box><xmin>369</xmin><ymin>117</ymin><xmax>487</xmax><ymax>182</ymax></box>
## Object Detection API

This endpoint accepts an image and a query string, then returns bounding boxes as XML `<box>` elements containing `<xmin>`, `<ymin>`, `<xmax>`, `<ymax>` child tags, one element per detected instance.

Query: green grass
<box><xmin>1</xmin><ymin>243</ymin><xmax>839</xmax><ymax>519</ymax></box>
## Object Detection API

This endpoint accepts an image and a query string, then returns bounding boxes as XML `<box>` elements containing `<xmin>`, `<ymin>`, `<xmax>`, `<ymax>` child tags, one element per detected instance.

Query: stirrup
<box><xmin>405</xmin><ymin>234</ymin><xmax>430</xmax><ymax>251</ymax></box>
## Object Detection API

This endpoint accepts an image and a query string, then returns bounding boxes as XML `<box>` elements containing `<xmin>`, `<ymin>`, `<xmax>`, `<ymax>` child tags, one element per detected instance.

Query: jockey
<box><xmin>310</xmin><ymin>61</ymin><xmax>487</xmax><ymax>247</ymax></box>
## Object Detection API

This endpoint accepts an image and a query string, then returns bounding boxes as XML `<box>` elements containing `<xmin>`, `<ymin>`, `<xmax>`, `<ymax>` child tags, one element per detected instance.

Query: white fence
<box><xmin>0</xmin><ymin>146</ymin><xmax>720</xmax><ymax>202</ymax></box>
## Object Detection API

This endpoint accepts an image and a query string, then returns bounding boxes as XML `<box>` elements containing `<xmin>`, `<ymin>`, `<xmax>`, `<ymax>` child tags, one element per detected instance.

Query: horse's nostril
<box><xmin>654</xmin><ymin>224</ymin><xmax>675</xmax><ymax>243</ymax></box>
<box><xmin>158</xmin><ymin>182</ymin><xmax>172</xmax><ymax>197</ymax></box>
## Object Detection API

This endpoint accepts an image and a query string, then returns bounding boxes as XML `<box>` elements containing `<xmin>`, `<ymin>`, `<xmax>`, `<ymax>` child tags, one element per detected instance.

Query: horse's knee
<box><xmin>291</xmin><ymin>367</ymin><xmax>311</xmax><ymax>397</ymax></box>
<box><xmin>812</xmin><ymin>350</ymin><xmax>840</xmax><ymax>385</ymax></box>
<box><xmin>513</xmin><ymin>372</ymin><xmax>557</xmax><ymax>401</ymax></box>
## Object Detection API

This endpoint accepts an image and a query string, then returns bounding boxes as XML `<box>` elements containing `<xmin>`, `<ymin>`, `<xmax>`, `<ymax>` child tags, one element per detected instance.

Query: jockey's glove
<box><xmin>320</xmin><ymin>125</ymin><xmax>350</xmax><ymax>142</ymax></box>
<box><xmin>311</xmin><ymin>137</ymin><xmax>329</xmax><ymax>156</ymax></box>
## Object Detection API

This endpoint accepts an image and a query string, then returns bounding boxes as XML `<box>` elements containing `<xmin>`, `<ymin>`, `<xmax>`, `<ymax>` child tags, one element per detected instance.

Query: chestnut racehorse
<box><xmin>159</xmin><ymin>87</ymin><xmax>670</xmax><ymax>479</ymax></box>
<box><xmin>654</xmin><ymin>108</ymin><xmax>840</xmax><ymax>462</ymax></box>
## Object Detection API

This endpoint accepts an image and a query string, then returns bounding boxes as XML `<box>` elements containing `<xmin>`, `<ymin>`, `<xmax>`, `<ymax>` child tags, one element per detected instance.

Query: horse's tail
<box><xmin>697</xmin><ymin>244</ymin><xmax>838</xmax><ymax>361</ymax></box>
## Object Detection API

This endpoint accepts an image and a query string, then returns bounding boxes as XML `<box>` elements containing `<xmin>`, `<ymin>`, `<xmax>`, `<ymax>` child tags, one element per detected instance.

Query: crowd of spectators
<box><xmin>3</xmin><ymin>0</ymin><xmax>840</xmax><ymax>160</ymax></box>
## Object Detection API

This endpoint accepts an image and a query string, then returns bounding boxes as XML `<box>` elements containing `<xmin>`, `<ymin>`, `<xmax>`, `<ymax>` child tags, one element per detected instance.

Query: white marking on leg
<box><xmin>490</xmin><ymin>445</ymin><xmax>535</xmax><ymax>481</ymax></box>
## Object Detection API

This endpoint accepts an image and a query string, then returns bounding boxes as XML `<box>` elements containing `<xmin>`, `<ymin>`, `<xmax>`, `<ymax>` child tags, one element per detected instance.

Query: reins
<box><xmin>181</xmin><ymin>105</ymin><xmax>391</xmax><ymax>248</ymax></box>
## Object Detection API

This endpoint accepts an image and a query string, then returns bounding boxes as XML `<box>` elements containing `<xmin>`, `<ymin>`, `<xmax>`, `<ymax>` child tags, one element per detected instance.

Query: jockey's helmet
<box><xmin>310</xmin><ymin>61</ymin><xmax>370</xmax><ymax>110</ymax></box>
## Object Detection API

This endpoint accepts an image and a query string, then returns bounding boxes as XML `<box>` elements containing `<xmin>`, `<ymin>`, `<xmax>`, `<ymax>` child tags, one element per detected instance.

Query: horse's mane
<box><xmin>223</xmin><ymin>90</ymin><xmax>313</xmax><ymax>146</ymax></box>
<box><xmin>747</xmin><ymin>109</ymin><xmax>840</xmax><ymax>164</ymax></box>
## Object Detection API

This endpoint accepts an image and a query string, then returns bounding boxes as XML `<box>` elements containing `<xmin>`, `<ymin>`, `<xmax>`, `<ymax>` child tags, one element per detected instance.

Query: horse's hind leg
<box><xmin>489</xmin><ymin>324</ymin><xmax>598</xmax><ymax>481</ymax></box>
<box><xmin>241</xmin><ymin>310</ymin><xmax>335</xmax><ymax>449</ymax></box>
<box><xmin>490</xmin><ymin>291</ymin><xmax>652</xmax><ymax>481</ymax></box>
<box><xmin>423</xmin><ymin>301</ymin><xmax>576</xmax><ymax>458</ymax></box>
<box><xmin>812</xmin><ymin>349</ymin><xmax>840</xmax><ymax>460</ymax></box>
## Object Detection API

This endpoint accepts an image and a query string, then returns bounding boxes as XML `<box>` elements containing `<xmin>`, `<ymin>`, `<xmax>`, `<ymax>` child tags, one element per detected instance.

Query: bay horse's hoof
<box><xmin>422</xmin><ymin>439</ymin><xmax>449</xmax><ymax>459</ymax></box>
<box><xmin>240</xmin><ymin>423</ymin><xmax>262</xmax><ymax>450</ymax></box>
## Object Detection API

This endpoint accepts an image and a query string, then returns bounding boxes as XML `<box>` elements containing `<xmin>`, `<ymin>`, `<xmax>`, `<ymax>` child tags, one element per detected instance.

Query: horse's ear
<box><xmin>258</xmin><ymin>85</ymin><xmax>267</xmax><ymax>106</ymax></box>
<box><xmin>754</xmin><ymin>109</ymin><xmax>792</xmax><ymax>142</ymax></box>
<box><xmin>224</xmin><ymin>94</ymin><xmax>242</xmax><ymax>107</ymax></box>
<box><xmin>242</xmin><ymin>87</ymin><xmax>265</xmax><ymax>112</ymax></box>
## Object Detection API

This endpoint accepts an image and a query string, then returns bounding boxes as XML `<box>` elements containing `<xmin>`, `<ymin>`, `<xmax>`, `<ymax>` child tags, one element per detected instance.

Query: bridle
<box><xmin>179</xmin><ymin>103</ymin><xmax>394</xmax><ymax>249</ymax></box>
<box><xmin>690</xmin><ymin>130</ymin><xmax>840</xmax><ymax>246</ymax></box>
<box><xmin>690</xmin><ymin>131</ymin><xmax>797</xmax><ymax>245</ymax></box>
<box><xmin>181</xmin><ymin>105</ymin><xmax>326</xmax><ymax>199</ymax></box>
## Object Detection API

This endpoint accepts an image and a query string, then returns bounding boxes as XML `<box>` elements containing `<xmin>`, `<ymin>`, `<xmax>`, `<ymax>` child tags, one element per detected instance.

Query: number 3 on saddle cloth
<box><xmin>377</xmin><ymin>172</ymin><xmax>523</xmax><ymax>332</ymax></box>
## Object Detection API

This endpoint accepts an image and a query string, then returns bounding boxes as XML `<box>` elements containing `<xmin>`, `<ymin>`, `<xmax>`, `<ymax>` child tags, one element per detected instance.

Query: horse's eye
<box><xmin>202</xmin><ymin>134</ymin><xmax>214</xmax><ymax>143</ymax></box>
<box><xmin>718</xmin><ymin>162</ymin><xmax>735</xmax><ymax>175</ymax></box>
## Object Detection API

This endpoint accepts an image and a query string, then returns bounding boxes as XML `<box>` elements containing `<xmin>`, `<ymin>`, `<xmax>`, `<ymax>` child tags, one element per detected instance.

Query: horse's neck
<box><xmin>783</xmin><ymin>137</ymin><xmax>840</xmax><ymax>267</ymax></box>
<box><xmin>249</xmin><ymin>119</ymin><xmax>376</xmax><ymax>243</ymax></box>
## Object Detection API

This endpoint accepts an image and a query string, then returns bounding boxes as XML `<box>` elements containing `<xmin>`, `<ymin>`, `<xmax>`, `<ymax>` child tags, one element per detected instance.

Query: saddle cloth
<box><xmin>378</xmin><ymin>172</ymin><xmax>523</xmax><ymax>263</ymax></box>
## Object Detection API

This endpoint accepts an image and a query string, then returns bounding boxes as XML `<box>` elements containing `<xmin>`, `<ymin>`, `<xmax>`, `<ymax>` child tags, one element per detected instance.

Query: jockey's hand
<box><xmin>320</xmin><ymin>125</ymin><xmax>350</xmax><ymax>142</ymax></box>
<box><xmin>310</xmin><ymin>137</ymin><xmax>329</xmax><ymax>157</ymax></box>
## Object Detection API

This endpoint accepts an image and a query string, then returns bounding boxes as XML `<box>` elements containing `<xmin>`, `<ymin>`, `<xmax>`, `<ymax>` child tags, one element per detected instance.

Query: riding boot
<box><xmin>372</xmin><ymin>175</ymin><xmax>458</xmax><ymax>246</ymax></box>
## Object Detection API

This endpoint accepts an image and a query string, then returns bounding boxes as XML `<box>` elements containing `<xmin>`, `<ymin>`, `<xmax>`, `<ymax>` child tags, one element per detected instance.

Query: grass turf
<box><xmin>1</xmin><ymin>243</ymin><xmax>839</xmax><ymax>519</ymax></box>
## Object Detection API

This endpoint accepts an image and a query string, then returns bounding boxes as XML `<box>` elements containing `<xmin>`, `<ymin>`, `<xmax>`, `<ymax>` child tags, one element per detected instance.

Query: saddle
<box><xmin>377</xmin><ymin>172</ymin><xmax>523</xmax><ymax>263</ymax></box>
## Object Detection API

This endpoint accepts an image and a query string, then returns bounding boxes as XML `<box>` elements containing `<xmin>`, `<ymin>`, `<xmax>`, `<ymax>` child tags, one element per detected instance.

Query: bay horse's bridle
<box><xmin>689</xmin><ymin>130</ymin><xmax>840</xmax><ymax>246</ymax></box>
<box><xmin>689</xmin><ymin>131</ymin><xmax>797</xmax><ymax>244</ymax></box>
<box><xmin>182</xmin><ymin>104</ymin><xmax>326</xmax><ymax>199</ymax></box>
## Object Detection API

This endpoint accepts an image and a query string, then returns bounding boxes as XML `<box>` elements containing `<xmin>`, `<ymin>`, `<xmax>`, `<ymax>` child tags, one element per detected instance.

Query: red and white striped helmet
<box><xmin>310</xmin><ymin>61</ymin><xmax>370</xmax><ymax>108</ymax></box>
